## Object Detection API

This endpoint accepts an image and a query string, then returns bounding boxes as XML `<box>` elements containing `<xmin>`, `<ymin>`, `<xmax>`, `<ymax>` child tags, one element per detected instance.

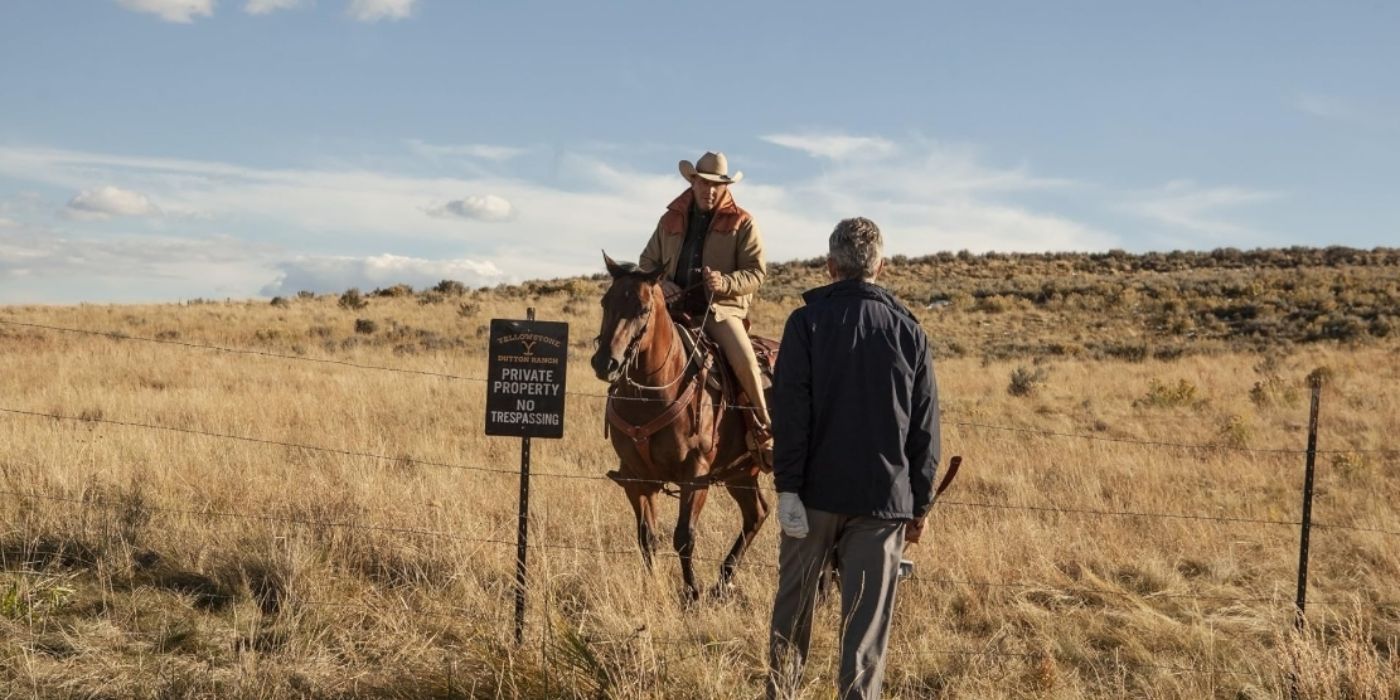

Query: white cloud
<box><xmin>0</xmin><ymin>225</ymin><xmax>276</xmax><ymax>303</ymax></box>
<box><xmin>1291</xmin><ymin>92</ymin><xmax>1395</xmax><ymax>131</ymax></box>
<box><xmin>1294</xmin><ymin>93</ymin><xmax>1356</xmax><ymax>122</ymax></box>
<box><xmin>64</xmin><ymin>186</ymin><xmax>161</xmax><ymax>220</ymax></box>
<box><xmin>762</xmin><ymin>132</ymin><xmax>897</xmax><ymax>161</ymax></box>
<box><xmin>244</xmin><ymin>0</ymin><xmax>304</xmax><ymax>14</ymax></box>
<box><xmin>0</xmin><ymin>217</ymin><xmax>17</xmax><ymax>229</ymax></box>
<box><xmin>407</xmin><ymin>139</ymin><xmax>528</xmax><ymax>162</ymax></box>
<box><xmin>428</xmin><ymin>194</ymin><xmax>515</xmax><ymax>222</ymax></box>
<box><xmin>1124</xmin><ymin>180</ymin><xmax>1279</xmax><ymax>237</ymax></box>
<box><xmin>116</xmin><ymin>0</ymin><xmax>215</xmax><ymax>23</ymax></box>
<box><xmin>0</xmin><ymin>136</ymin><xmax>1126</xmax><ymax>302</ymax></box>
<box><xmin>260</xmin><ymin>253</ymin><xmax>504</xmax><ymax>295</ymax></box>
<box><xmin>347</xmin><ymin>0</ymin><xmax>414</xmax><ymax>22</ymax></box>
<box><xmin>747</xmin><ymin>132</ymin><xmax>1106</xmax><ymax>255</ymax></box>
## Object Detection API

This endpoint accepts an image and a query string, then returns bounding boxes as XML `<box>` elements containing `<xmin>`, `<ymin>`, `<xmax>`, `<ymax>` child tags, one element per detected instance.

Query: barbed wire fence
<box><xmin>1</xmin><ymin>316</ymin><xmax>1398</xmax><ymax>686</ymax></box>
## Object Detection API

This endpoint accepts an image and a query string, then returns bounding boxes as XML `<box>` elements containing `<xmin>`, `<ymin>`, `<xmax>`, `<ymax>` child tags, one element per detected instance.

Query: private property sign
<box><xmin>485</xmin><ymin>318</ymin><xmax>568</xmax><ymax>439</ymax></box>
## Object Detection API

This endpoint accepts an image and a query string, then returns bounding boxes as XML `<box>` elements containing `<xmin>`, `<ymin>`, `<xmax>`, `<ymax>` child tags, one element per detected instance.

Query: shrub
<box><xmin>1007</xmin><ymin>366</ymin><xmax>1048</xmax><ymax>397</ymax></box>
<box><xmin>354</xmin><ymin>319</ymin><xmax>377</xmax><ymax>335</ymax></box>
<box><xmin>1217</xmin><ymin>414</ymin><xmax>1251</xmax><ymax>449</ymax></box>
<box><xmin>270</xmin><ymin>296</ymin><xmax>290</xmax><ymax>308</ymax></box>
<box><xmin>373</xmin><ymin>284</ymin><xmax>414</xmax><ymax>298</ymax></box>
<box><xmin>1249</xmin><ymin>377</ymin><xmax>1300</xmax><ymax>408</ymax></box>
<box><xmin>1101</xmin><ymin>343</ymin><xmax>1149</xmax><ymax>363</ymax></box>
<box><xmin>433</xmin><ymin>280</ymin><xmax>468</xmax><ymax>296</ymax></box>
<box><xmin>296</xmin><ymin>290</ymin><xmax>316</xmax><ymax>300</ymax></box>
<box><xmin>973</xmin><ymin>296</ymin><xmax>1008</xmax><ymax>314</ymax></box>
<box><xmin>1135</xmin><ymin>378</ymin><xmax>1198</xmax><ymax>409</ymax></box>
<box><xmin>338</xmin><ymin>289</ymin><xmax>368</xmax><ymax>311</ymax></box>
<box><xmin>458</xmin><ymin>302</ymin><xmax>481</xmax><ymax>318</ymax></box>
<box><xmin>1151</xmin><ymin>345</ymin><xmax>1184</xmax><ymax>362</ymax></box>
<box><xmin>418</xmin><ymin>291</ymin><xmax>447</xmax><ymax>305</ymax></box>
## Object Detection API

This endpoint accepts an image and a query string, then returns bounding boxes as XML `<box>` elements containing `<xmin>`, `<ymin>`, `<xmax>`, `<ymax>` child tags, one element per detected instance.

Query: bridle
<box><xmin>604</xmin><ymin>281</ymin><xmax>713</xmax><ymax>394</ymax></box>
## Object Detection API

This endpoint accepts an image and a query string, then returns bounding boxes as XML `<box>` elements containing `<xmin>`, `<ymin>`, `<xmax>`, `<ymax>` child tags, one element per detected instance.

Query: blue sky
<box><xmin>1</xmin><ymin>1</ymin><xmax>1396</xmax><ymax>302</ymax></box>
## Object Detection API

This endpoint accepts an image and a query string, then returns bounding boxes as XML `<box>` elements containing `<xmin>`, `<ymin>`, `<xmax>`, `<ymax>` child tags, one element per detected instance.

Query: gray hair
<box><xmin>828</xmin><ymin>217</ymin><xmax>884</xmax><ymax>280</ymax></box>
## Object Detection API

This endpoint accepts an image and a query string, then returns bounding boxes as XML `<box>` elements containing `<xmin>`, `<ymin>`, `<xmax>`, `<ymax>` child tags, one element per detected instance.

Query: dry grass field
<box><xmin>1</xmin><ymin>248</ymin><xmax>1398</xmax><ymax>699</ymax></box>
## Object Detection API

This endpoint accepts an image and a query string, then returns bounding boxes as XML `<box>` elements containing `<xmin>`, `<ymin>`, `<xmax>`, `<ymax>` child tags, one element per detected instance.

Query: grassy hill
<box><xmin>1</xmin><ymin>246</ymin><xmax>1397</xmax><ymax>698</ymax></box>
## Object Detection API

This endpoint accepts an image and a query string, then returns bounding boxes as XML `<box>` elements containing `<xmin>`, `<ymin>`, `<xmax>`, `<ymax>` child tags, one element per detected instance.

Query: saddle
<box><xmin>673</xmin><ymin>316</ymin><xmax>779</xmax><ymax>472</ymax></box>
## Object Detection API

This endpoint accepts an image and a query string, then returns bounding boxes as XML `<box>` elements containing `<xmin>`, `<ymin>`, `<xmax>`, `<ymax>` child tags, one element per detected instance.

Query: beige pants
<box><xmin>704</xmin><ymin>316</ymin><xmax>772</xmax><ymax>428</ymax></box>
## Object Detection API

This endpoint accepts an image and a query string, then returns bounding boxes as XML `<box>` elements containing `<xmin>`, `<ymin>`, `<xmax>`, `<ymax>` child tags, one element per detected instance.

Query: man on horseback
<box><xmin>638</xmin><ymin>151</ymin><xmax>773</xmax><ymax>467</ymax></box>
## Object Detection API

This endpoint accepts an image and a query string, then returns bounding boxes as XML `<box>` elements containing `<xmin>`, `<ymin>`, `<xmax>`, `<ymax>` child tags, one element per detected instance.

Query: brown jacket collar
<box><xmin>662</xmin><ymin>188</ymin><xmax>746</xmax><ymax>235</ymax></box>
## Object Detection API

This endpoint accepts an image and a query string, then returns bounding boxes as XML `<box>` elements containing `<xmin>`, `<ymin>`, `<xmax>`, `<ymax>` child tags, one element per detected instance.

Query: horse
<box><xmin>590</xmin><ymin>253</ymin><xmax>769</xmax><ymax>600</ymax></box>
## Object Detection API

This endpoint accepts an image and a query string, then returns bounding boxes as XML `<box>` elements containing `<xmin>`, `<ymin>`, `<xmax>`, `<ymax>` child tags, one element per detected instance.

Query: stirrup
<box><xmin>747</xmin><ymin>423</ymin><xmax>774</xmax><ymax>470</ymax></box>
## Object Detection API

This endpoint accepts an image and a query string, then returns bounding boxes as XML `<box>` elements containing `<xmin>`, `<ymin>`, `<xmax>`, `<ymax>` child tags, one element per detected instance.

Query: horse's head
<box><xmin>592</xmin><ymin>252</ymin><xmax>667</xmax><ymax>383</ymax></box>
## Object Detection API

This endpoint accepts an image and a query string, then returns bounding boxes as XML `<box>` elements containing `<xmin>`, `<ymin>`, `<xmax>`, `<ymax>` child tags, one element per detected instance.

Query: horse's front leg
<box><xmin>674</xmin><ymin>482</ymin><xmax>710</xmax><ymax>602</ymax></box>
<box><xmin>617</xmin><ymin>474</ymin><xmax>660</xmax><ymax>570</ymax></box>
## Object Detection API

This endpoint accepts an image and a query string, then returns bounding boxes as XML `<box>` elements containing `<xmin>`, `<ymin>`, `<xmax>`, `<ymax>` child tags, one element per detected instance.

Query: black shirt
<box><xmin>674</xmin><ymin>204</ymin><xmax>712</xmax><ymax>314</ymax></box>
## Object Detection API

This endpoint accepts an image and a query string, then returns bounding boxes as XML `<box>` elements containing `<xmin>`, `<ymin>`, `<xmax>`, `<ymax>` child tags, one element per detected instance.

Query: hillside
<box><xmin>490</xmin><ymin>246</ymin><xmax>1400</xmax><ymax>362</ymax></box>
<box><xmin>1</xmin><ymin>245</ymin><xmax>1397</xmax><ymax>698</ymax></box>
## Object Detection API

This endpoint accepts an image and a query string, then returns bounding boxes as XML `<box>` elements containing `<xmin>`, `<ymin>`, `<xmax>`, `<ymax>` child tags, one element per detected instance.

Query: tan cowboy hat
<box><xmin>679</xmin><ymin>151</ymin><xmax>743</xmax><ymax>184</ymax></box>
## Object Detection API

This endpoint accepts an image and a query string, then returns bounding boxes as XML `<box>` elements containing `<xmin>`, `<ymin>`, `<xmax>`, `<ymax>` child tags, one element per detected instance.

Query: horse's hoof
<box><xmin>680</xmin><ymin>586</ymin><xmax>702</xmax><ymax>606</ymax></box>
<box><xmin>707</xmin><ymin>582</ymin><xmax>736</xmax><ymax>602</ymax></box>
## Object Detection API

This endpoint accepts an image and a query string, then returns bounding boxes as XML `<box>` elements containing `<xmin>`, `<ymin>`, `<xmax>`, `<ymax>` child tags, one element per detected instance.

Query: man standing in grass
<box><xmin>767</xmin><ymin>217</ymin><xmax>941</xmax><ymax>700</ymax></box>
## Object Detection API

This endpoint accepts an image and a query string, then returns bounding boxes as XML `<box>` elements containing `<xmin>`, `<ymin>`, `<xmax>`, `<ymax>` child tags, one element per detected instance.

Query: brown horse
<box><xmin>590</xmin><ymin>254</ymin><xmax>769</xmax><ymax>600</ymax></box>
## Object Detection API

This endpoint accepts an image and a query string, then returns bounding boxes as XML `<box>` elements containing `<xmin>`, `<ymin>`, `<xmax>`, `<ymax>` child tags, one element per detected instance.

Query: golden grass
<box><xmin>0</xmin><ymin>284</ymin><xmax>1397</xmax><ymax>699</ymax></box>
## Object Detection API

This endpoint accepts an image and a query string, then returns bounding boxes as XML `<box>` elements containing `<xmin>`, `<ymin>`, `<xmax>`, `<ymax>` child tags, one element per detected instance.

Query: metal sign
<box><xmin>485</xmin><ymin>317</ymin><xmax>568</xmax><ymax>439</ymax></box>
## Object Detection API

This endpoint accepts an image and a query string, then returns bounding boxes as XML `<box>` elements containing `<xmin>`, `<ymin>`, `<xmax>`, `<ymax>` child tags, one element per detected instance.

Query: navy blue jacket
<box><xmin>772</xmin><ymin>279</ymin><xmax>940</xmax><ymax>519</ymax></box>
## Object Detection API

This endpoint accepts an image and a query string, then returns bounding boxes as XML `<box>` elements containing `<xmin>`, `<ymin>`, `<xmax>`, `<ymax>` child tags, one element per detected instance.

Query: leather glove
<box><xmin>777</xmin><ymin>492</ymin><xmax>809</xmax><ymax>539</ymax></box>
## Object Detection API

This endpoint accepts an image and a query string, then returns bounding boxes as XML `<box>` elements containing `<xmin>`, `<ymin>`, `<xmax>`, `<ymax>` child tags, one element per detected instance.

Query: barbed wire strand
<box><xmin>5</xmin><ymin>317</ymin><xmax>1396</xmax><ymax>456</ymax></box>
<box><xmin>5</xmin><ymin>404</ymin><xmax>1397</xmax><ymax>537</ymax></box>
<box><xmin>3</xmin><ymin>484</ymin><xmax>1396</xmax><ymax>612</ymax></box>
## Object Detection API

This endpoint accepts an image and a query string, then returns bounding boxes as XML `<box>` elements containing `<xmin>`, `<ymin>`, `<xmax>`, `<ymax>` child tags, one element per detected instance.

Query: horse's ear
<box><xmin>603</xmin><ymin>251</ymin><xmax>626</xmax><ymax>278</ymax></box>
<box><xmin>645</xmin><ymin>263</ymin><xmax>668</xmax><ymax>284</ymax></box>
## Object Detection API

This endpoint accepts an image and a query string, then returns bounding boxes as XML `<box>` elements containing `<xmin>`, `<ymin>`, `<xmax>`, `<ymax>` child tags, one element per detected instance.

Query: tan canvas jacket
<box><xmin>638</xmin><ymin>188</ymin><xmax>766</xmax><ymax>320</ymax></box>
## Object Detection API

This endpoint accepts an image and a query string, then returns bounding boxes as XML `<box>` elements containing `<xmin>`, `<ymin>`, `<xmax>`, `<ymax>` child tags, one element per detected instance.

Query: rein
<box><xmin>618</xmin><ymin>287</ymin><xmax>713</xmax><ymax>393</ymax></box>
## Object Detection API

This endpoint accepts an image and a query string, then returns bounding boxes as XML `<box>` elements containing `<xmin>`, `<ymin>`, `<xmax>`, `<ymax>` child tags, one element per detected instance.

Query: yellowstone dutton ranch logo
<box><xmin>494</xmin><ymin>332</ymin><xmax>563</xmax><ymax>365</ymax></box>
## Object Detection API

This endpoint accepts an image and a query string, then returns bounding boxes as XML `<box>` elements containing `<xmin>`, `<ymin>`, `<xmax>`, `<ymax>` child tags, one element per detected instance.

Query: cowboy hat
<box><xmin>679</xmin><ymin>151</ymin><xmax>743</xmax><ymax>184</ymax></box>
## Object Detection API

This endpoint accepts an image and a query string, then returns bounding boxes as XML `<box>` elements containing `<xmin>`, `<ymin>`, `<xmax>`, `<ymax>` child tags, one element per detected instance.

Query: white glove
<box><xmin>777</xmin><ymin>492</ymin><xmax>809</xmax><ymax>539</ymax></box>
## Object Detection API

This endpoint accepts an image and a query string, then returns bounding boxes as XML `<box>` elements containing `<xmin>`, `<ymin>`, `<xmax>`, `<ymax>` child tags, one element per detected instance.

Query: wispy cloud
<box><xmin>428</xmin><ymin>194</ymin><xmax>515</xmax><ymax>222</ymax></box>
<box><xmin>407</xmin><ymin>139</ymin><xmax>528</xmax><ymax>162</ymax></box>
<box><xmin>0</xmin><ymin>135</ymin><xmax>1128</xmax><ymax>302</ymax></box>
<box><xmin>347</xmin><ymin>0</ymin><xmax>414</xmax><ymax>22</ymax></box>
<box><xmin>116</xmin><ymin>0</ymin><xmax>215</xmax><ymax>23</ymax></box>
<box><xmin>762</xmin><ymin>132</ymin><xmax>897</xmax><ymax>161</ymax></box>
<box><xmin>63</xmin><ymin>186</ymin><xmax>161</xmax><ymax>221</ymax></box>
<box><xmin>1294</xmin><ymin>93</ymin><xmax>1357</xmax><ymax>122</ymax></box>
<box><xmin>260</xmin><ymin>253</ymin><xmax>503</xmax><ymax>296</ymax></box>
<box><xmin>751</xmin><ymin>131</ymin><xmax>1102</xmax><ymax>254</ymax></box>
<box><xmin>1123</xmin><ymin>180</ymin><xmax>1279</xmax><ymax>238</ymax></box>
<box><xmin>244</xmin><ymin>0</ymin><xmax>305</xmax><ymax>15</ymax></box>
<box><xmin>1291</xmin><ymin>92</ymin><xmax>1393</xmax><ymax>131</ymax></box>
<box><xmin>0</xmin><ymin>223</ymin><xmax>277</xmax><ymax>303</ymax></box>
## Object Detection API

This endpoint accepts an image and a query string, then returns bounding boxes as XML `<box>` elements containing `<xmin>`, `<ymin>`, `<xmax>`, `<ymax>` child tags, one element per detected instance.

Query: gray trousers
<box><xmin>768</xmin><ymin>508</ymin><xmax>905</xmax><ymax>700</ymax></box>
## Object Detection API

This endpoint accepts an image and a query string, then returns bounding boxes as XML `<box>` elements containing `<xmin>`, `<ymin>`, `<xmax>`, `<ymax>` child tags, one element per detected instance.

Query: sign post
<box><xmin>485</xmin><ymin>308</ymin><xmax>568</xmax><ymax>645</ymax></box>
